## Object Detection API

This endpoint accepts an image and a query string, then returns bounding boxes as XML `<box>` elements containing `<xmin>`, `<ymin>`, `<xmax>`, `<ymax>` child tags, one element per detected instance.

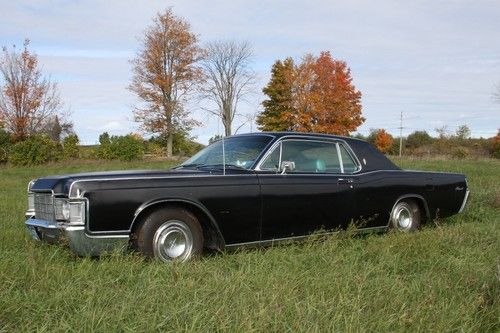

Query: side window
<box><xmin>281</xmin><ymin>140</ymin><xmax>341</xmax><ymax>173</ymax></box>
<box><xmin>338</xmin><ymin>144</ymin><xmax>358</xmax><ymax>173</ymax></box>
<box><xmin>260</xmin><ymin>144</ymin><xmax>281</xmax><ymax>171</ymax></box>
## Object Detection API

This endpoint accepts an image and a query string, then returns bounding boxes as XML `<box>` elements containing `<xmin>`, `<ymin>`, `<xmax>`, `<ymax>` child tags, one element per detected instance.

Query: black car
<box><xmin>25</xmin><ymin>132</ymin><xmax>469</xmax><ymax>262</ymax></box>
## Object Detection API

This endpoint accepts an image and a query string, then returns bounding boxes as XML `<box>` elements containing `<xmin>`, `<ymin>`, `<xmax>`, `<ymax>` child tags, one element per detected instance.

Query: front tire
<box><xmin>390</xmin><ymin>200</ymin><xmax>421</xmax><ymax>232</ymax></box>
<box><xmin>134</xmin><ymin>207</ymin><xmax>203</xmax><ymax>262</ymax></box>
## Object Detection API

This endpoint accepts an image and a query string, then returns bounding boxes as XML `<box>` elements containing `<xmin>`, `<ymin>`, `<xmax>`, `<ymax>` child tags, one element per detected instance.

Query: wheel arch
<box><xmin>388</xmin><ymin>194</ymin><xmax>430</xmax><ymax>226</ymax></box>
<box><xmin>131</xmin><ymin>198</ymin><xmax>225</xmax><ymax>251</ymax></box>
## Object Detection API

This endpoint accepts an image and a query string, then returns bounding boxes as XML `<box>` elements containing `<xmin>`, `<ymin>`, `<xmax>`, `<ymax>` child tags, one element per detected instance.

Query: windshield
<box><xmin>180</xmin><ymin>135</ymin><xmax>273</xmax><ymax>170</ymax></box>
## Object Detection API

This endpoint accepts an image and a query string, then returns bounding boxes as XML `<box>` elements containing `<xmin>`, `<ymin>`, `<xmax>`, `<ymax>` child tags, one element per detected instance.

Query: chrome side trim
<box><xmin>335</xmin><ymin>142</ymin><xmax>344</xmax><ymax>174</ymax></box>
<box><xmin>254</xmin><ymin>136</ymin><xmax>362</xmax><ymax>174</ymax></box>
<box><xmin>68</xmin><ymin>173</ymin><xmax>258</xmax><ymax>198</ymax></box>
<box><xmin>225</xmin><ymin>226</ymin><xmax>387</xmax><ymax>250</ymax></box>
<box><xmin>458</xmin><ymin>189</ymin><xmax>470</xmax><ymax>214</ymax></box>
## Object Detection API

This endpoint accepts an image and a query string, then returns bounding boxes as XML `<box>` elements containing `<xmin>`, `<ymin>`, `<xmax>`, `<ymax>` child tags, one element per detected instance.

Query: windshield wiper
<box><xmin>196</xmin><ymin>163</ymin><xmax>248</xmax><ymax>171</ymax></box>
<box><xmin>173</xmin><ymin>163</ymin><xmax>202</xmax><ymax>169</ymax></box>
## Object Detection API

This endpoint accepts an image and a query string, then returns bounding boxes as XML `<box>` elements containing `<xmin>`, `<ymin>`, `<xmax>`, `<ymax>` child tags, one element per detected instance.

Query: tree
<box><xmin>455</xmin><ymin>124</ymin><xmax>471</xmax><ymax>140</ymax></box>
<box><xmin>373</xmin><ymin>129</ymin><xmax>394</xmax><ymax>153</ymax></box>
<box><xmin>256</xmin><ymin>58</ymin><xmax>295</xmax><ymax>131</ymax></box>
<box><xmin>406</xmin><ymin>130</ymin><xmax>432</xmax><ymax>149</ymax></box>
<box><xmin>256</xmin><ymin>51</ymin><xmax>364</xmax><ymax>135</ymax></box>
<box><xmin>201</xmin><ymin>40</ymin><xmax>256</xmax><ymax>136</ymax></box>
<box><xmin>129</xmin><ymin>9</ymin><xmax>203</xmax><ymax>158</ymax></box>
<box><xmin>41</xmin><ymin>115</ymin><xmax>74</xmax><ymax>142</ymax></box>
<box><xmin>309</xmin><ymin>51</ymin><xmax>364</xmax><ymax>135</ymax></box>
<box><xmin>0</xmin><ymin>39</ymin><xmax>65</xmax><ymax>141</ymax></box>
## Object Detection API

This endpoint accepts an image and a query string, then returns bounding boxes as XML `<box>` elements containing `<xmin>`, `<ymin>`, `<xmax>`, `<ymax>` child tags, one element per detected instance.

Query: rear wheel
<box><xmin>134</xmin><ymin>207</ymin><xmax>203</xmax><ymax>262</ymax></box>
<box><xmin>390</xmin><ymin>200</ymin><xmax>421</xmax><ymax>232</ymax></box>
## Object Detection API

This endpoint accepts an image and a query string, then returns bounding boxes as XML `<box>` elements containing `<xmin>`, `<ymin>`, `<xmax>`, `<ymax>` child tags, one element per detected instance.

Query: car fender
<box><xmin>130</xmin><ymin>198</ymin><xmax>226</xmax><ymax>250</ymax></box>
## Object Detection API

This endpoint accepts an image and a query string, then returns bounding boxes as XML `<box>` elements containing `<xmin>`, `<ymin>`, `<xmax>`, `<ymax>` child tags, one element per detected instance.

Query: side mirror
<box><xmin>280</xmin><ymin>161</ymin><xmax>295</xmax><ymax>174</ymax></box>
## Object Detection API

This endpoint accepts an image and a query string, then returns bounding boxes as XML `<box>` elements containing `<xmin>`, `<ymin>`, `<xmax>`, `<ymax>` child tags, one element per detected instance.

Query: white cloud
<box><xmin>1</xmin><ymin>0</ymin><xmax>499</xmax><ymax>142</ymax></box>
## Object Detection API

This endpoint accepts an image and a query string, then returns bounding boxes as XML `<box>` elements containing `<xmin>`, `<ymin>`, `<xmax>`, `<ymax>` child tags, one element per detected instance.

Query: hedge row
<box><xmin>0</xmin><ymin>131</ymin><xmax>145</xmax><ymax>166</ymax></box>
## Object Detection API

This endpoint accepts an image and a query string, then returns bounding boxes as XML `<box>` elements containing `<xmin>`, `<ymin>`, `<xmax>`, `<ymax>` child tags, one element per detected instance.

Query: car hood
<box><xmin>30</xmin><ymin>168</ymin><xmax>212</xmax><ymax>195</ymax></box>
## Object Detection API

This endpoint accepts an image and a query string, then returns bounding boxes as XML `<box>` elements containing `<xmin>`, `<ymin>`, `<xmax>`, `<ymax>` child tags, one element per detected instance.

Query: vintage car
<box><xmin>25</xmin><ymin>132</ymin><xmax>469</xmax><ymax>262</ymax></box>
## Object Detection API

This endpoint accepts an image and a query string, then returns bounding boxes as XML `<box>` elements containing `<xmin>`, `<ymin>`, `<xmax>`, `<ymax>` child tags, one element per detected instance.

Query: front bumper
<box><xmin>25</xmin><ymin>218</ymin><xmax>129</xmax><ymax>256</ymax></box>
<box><xmin>458</xmin><ymin>189</ymin><xmax>470</xmax><ymax>214</ymax></box>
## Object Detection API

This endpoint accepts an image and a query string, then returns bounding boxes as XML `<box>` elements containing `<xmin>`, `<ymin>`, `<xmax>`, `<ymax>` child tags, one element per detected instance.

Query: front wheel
<box><xmin>390</xmin><ymin>200</ymin><xmax>421</xmax><ymax>232</ymax></box>
<box><xmin>133</xmin><ymin>207</ymin><xmax>204</xmax><ymax>262</ymax></box>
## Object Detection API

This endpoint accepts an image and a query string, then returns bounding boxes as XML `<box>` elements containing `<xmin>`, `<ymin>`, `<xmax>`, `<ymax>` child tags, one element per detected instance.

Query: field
<box><xmin>0</xmin><ymin>158</ymin><xmax>499</xmax><ymax>332</ymax></box>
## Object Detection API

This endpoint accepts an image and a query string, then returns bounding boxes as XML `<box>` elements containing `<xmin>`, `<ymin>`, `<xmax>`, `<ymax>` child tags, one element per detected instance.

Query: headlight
<box><xmin>27</xmin><ymin>180</ymin><xmax>36</xmax><ymax>213</ymax></box>
<box><xmin>27</xmin><ymin>193</ymin><xmax>35</xmax><ymax>212</ymax></box>
<box><xmin>54</xmin><ymin>198</ymin><xmax>70</xmax><ymax>220</ymax></box>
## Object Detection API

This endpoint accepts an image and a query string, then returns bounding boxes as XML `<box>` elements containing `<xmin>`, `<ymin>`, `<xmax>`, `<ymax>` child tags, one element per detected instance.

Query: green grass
<box><xmin>0</xmin><ymin>158</ymin><xmax>499</xmax><ymax>332</ymax></box>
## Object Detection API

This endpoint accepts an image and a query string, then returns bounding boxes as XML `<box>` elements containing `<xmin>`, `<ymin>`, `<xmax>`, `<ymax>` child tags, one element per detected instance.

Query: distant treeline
<box><xmin>357</xmin><ymin>126</ymin><xmax>499</xmax><ymax>159</ymax></box>
<box><xmin>1</xmin><ymin>127</ymin><xmax>499</xmax><ymax>167</ymax></box>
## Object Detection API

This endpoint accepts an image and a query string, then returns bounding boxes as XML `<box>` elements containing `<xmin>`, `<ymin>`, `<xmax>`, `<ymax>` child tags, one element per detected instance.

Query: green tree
<box><xmin>256</xmin><ymin>58</ymin><xmax>295</xmax><ymax>131</ymax></box>
<box><xmin>406</xmin><ymin>130</ymin><xmax>433</xmax><ymax>149</ymax></box>
<box><xmin>62</xmin><ymin>134</ymin><xmax>80</xmax><ymax>159</ymax></box>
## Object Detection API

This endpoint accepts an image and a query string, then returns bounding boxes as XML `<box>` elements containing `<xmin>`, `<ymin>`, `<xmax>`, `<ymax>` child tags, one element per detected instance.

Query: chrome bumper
<box><xmin>458</xmin><ymin>189</ymin><xmax>470</xmax><ymax>214</ymax></box>
<box><xmin>25</xmin><ymin>218</ymin><xmax>129</xmax><ymax>256</ymax></box>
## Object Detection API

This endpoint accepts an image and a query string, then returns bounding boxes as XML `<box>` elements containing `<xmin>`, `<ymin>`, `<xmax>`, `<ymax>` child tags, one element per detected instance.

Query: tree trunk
<box><xmin>223</xmin><ymin>107</ymin><xmax>232</xmax><ymax>136</ymax></box>
<box><xmin>166</xmin><ymin>132</ymin><xmax>173</xmax><ymax>158</ymax></box>
<box><xmin>224</xmin><ymin>121</ymin><xmax>232</xmax><ymax>137</ymax></box>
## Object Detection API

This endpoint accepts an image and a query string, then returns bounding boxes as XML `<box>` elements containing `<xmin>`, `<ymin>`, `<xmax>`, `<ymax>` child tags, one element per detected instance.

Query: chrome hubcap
<box><xmin>394</xmin><ymin>205</ymin><xmax>412</xmax><ymax>230</ymax></box>
<box><xmin>153</xmin><ymin>220</ymin><xmax>193</xmax><ymax>262</ymax></box>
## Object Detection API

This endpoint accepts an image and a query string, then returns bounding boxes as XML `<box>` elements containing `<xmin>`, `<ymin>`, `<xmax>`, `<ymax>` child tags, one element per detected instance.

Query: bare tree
<box><xmin>0</xmin><ymin>39</ymin><xmax>64</xmax><ymax>141</ymax></box>
<box><xmin>200</xmin><ymin>40</ymin><xmax>256</xmax><ymax>136</ymax></box>
<box><xmin>129</xmin><ymin>9</ymin><xmax>204</xmax><ymax>157</ymax></box>
<box><xmin>494</xmin><ymin>83</ymin><xmax>500</xmax><ymax>103</ymax></box>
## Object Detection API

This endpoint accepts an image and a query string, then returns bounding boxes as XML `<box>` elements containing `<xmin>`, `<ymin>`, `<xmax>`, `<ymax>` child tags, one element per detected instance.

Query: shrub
<box><xmin>373</xmin><ymin>129</ymin><xmax>394</xmax><ymax>153</ymax></box>
<box><xmin>0</xmin><ymin>129</ymin><xmax>12</xmax><ymax>163</ymax></box>
<box><xmin>95</xmin><ymin>133</ymin><xmax>144</xmax><ymax>161</ymax></box>
<box><xmin>9</xmin><ymin>136</ymin><xmax>61</xmax><ymax>166</ymax></box>
<box><xmin>451</xmin><ymin>147</ymin><xmax>469</xmax><ymax>159</ymax></box>
<box><xmin>110</xmin><ymin>135</ymin><xmax>144</xmax><ymax>161</ymax></box>
<box><xmin>145</xmin><ymin>141</ymin><xmax>165</xmax><ymax>156</ymax></box>
<box><xmin>62</xmin><ymin>134</ymin><xmax>80</xmax><ymax>159</ymax></box>
<box><xmin>148</xmin><ymin>132</ymin><xmax>204</xmax><ymax>157</ymax></box>
<box><xmin>489</xmin><ymin>130</ymin><xmax>500</xmax><ymax>159</ymax></box>
<box><xmin>406</xmin><ymin>131</ymin><xmax>433</xmax><ymax>150</ymax></box>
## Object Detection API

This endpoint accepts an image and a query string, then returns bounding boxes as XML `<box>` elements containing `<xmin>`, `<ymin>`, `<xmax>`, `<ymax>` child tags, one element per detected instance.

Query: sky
<box><xmin>1</xmin><ymin>0</ymin><xmax>499</xmax><ymax>144</ymax></box>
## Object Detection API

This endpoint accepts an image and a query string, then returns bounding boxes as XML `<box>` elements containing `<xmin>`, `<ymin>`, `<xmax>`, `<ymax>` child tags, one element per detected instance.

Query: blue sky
<box><xmin>1</xmin><ymin>0</ymin><xmax>499</xmax><ymax>144</ymax></box>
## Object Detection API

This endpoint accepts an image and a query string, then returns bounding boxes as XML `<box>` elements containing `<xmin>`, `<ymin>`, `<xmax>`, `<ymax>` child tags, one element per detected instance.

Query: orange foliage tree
<box><xmin>129</xmin><ymin>9</ymin><xmax>203</xmax><ymax>157</ymax></box>
<box><xmin>0</xmin><ymin>40</ymin><xmax>64</xmax><ymax>141</ymax></box>
<box><xmin>373</xmin><ymin>129</ymin><xmax>394</xmax><ymax>153</ymax></box>
<box><xmin>257</xmin><ymin>51</ymin><xmax>364</xmax><ymax>135</ymax></box>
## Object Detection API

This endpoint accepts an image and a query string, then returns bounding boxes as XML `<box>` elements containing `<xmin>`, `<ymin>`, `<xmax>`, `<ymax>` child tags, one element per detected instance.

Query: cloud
<box><xmin>1</xmin><ymin>0</ymin><xmax>499</xmax><ymax>142</ymax></box>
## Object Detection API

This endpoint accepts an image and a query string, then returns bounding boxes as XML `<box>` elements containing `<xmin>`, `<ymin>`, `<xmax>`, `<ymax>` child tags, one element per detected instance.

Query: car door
<box><xmin>256</xmin><ymin>138</ymin><xmax>359</xmax><ymax>240</ymax></box>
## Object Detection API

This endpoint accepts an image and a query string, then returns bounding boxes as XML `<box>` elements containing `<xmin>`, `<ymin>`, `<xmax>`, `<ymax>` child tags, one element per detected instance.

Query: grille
<box><xmin>34</xmin><ymin>193</ymin><xmax>55</xmax><ymax>221</ymax></box>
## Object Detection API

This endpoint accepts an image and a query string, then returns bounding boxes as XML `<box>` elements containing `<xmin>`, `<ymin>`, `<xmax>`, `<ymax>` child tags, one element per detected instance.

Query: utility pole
<box><xmin>398</xmin><ymin>111</ymin><xmax>403</xmax><ymax>157</ymax></box>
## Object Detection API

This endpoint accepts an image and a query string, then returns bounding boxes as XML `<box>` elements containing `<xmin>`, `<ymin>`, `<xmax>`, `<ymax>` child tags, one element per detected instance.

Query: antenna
<box><xmin>222</xmin><ymin>135</ymin><xmax>226</xmax><ymax>176</ymax></box>
<box><xmin>398</xmin><ymin>111</ymin><xmax>404</xmax><ymax>157</ymax></box>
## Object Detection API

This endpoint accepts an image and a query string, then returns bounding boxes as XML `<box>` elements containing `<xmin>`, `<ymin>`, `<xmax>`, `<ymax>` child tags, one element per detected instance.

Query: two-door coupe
<box><xmin>25</xmin><ymin>132</ymin><xmax>469</xmax><ymax>262</ymax></box>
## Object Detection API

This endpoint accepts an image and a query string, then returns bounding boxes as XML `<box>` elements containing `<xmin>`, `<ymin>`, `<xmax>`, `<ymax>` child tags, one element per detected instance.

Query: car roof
<box><xmin>230</xmin><ymin>131</ymin><xmax>367</xmax><ymax>143</ymax></box>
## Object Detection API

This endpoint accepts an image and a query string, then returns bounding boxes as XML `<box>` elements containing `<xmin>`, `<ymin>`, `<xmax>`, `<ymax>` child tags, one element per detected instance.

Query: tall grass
<box><xmin>0</xmin><ymin>158</ymin><xmax>498</xmax><ymax>332</ymax></box>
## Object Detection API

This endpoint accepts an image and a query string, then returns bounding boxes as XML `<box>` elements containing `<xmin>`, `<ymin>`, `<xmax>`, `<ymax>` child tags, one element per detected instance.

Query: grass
<box><xmin>0</xmin><ymin>158</ymin><xmax>499</xmax><ymax>332</ymax></box>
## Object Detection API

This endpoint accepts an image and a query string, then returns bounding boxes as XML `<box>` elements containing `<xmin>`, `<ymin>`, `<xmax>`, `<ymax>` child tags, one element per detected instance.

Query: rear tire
<box><xmin>390</xmin><ymin>199</ymin><xmax>421</xmax><ymax>232</ymax></box>
<box><xmin>133</xmin><ymin>207</ymin><xmax>203</xmax><ymax>262</ymax></box>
